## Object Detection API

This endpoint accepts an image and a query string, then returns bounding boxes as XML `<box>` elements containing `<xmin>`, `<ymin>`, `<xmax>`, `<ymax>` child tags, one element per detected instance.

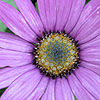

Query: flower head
<box><xmin>0</xmin><ymin>0</ymin><xmax>100</xmax><ymax>100</ymax></box>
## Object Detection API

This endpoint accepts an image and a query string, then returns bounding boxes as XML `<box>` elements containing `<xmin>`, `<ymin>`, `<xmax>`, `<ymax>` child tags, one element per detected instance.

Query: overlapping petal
<box><xmin>41</xmin><ymin>79</ymin><xmax>55</xmax><ymax>100</ymax></box>
<box><xmin>0</xmin><ymin>64</ymin><xmax>35</xmax><ymax>89</ymax></box>
<box><xmin>64</xmin><ymin>0</ymin><xmax>85</xmax><ymax>33</ymax></box>
<box><xmin>75</xmin><ymin>67</ymin><xmax>100</xmax><ymax>99</ymax></box>
<box><xmin>0</xmin><ymin>1</ymin><xmax>37</xmax><ymax>43</ymax></box>
<box><xmin>14</xmin><ymin>0</ymin><xmax>44</xmax><ymax>37</ymax></box>
<box><xmin>37</xmin><ymin>0</ymin><xmax>85</xmax><ymax>33</ymax></box>
<box><xmin>26</xmin><ymin>77</ymin><xmax>49</xmax><ymax>100</ymax></box>
<box><xmin>80</xmin><ymin>35</ymin><xmax>100</xmax><ymax>50</ymax></box>
<box><xmin>80</xmin><ymin>61</ymin><xmax>100</xmax><ymax>75</ymax></box>
<box><xmin>55</xmin><ymin>78</ymin><xmax>75</xmax><ymax>100</ymax></box>
<box><xmin>0</xmin><ymin>69</ymin><xmax>43</xmax><ymax>100</ymax></box>
<box><xmin>37</xmin><ymin>0</ymin><xmax>56</xmax><ymax>32</ymax></box>
<box><xmin>80</xmin><ymin>47</ymin><xmax>100</xmax><ymax>65</ymax></box>
<box><xmin>0</xmin><ymin>48</ymin><xmax>33</xmax><ymax>67</ymax></box>
<box><xmin>0</xmin><ymin>32</ymin><xmax>34</xmax><ymax>52</ymax></box>
<box><xmin>70</xmin><ymin>0</ymin><xmax>100</xmax><ymax>44</ymax></box>
<box><xmin>55</xmin><ymin>0</ymin><xmax>73</xmax><ymax>32</ymax></box>
<box><xmin>68</xmin><ymin>73</ymin><xmax>95</xmax><ymax>100</ymax></box>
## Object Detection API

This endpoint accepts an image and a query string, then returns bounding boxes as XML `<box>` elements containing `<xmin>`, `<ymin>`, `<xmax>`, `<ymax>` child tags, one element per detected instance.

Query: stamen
<box><xmin>34</xmin><ymin>32</ymin><xmax>80</xmax><ymax>79</ymax></box>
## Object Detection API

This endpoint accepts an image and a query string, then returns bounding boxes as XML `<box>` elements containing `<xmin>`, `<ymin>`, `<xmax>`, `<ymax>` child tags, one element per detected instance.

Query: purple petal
<box><xmin>0</xmin><ymin>32</ymin><xmax>34</xmax><ymax>52</ymax></box>
<box><xmin>37</xmin><ymin>0</ymin><xmax>56</xmax><ymax>32</ymax></box>
<box><xmin>64</xmin><ymin>0</ymin><xmax>85</xmax><ymax>33</ymax></box>
<box><xmin>1</xmin><ymin>69</ymin><xmax>43</xmax><ymax>100</ymax></box>
<box><xmin>80</xmin><ymin>35</ymin><xmax>100</xmax><ymax>50</ymax></box>
<box><xmin>0</xmin><ymin>64</ymin><xmax>35</xmax><ymax>89</ymax></box>
<box><xmin>26</xmin><ymin>77</ymin><xmax>49</xmax><ymax>100</ymax></box>
<box><xmin>80</xmin><ymin>61</ymin><xmax>100</xmax><ymax>75</ymax></box>
<box><xmin>68</xmin><ymin>73</ymin><xmax>95</xmax><ymax>100</ymax></box>
<box><xmin>14</xmin><ymin>0</ymin><xmax>44</xmax><ymax>37</ymax></box>
<box><xmin>55</xmin><ymin>78</ymin><xmax>75</xmax><ymax>100</ymax></box>
<box><xmin>0</xmin><ymin>48</ymin><xmax>33</xmax><ymax>67</ymax></box>
<box><xmin>55</xmin><ymin>0</ymin><xmax>73</xmax><ymax>32</ymax></box>
<box><xmin>41</xmin><ymin>79</ymin><xmax>55</xmax><ymax>100</ymax></box>
<box><xmin>75</xmin><ymin>67</ymin><xmax>100</xmax><ymax>99</ymax></box>
<box><xmin>0</xmin><ymin>1</ymin><xmax>37</xmax><ymax>43</ymax></box>
<box><xmin>70</xmin><ymin>0</ymin><xmax>100</xmax><ymax>44</ymax></box>
<box><xmin>80</xmin><ymin>47</ymin><xmax>100</xmax><ymax>65</ymax></box>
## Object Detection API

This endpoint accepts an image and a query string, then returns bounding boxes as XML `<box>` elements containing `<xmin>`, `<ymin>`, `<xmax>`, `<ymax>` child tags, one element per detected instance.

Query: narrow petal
<box><xmin>70</xmin><ymin>0</ymin><xmax>100</xmax><ymax>44</ymax></box>
<box><xmin>75</xmin><ymin>67</ymin><xmax>100</xmax><ymax>99</ymax></box>
<box><xmin>80</xmin><ymin>35</ymin><xmax>100</xmax><ymax>50</ymax></box>
<box><xmin>26</xmin><ymin>77</ymin><xmax>49</xmax><ymax>100</ymax></box>
<box><xmin>0</xmin><ymin>64</ymin><xmax>35</xmax><ymax>89</ymax></box>
<box><xmin>37</xmin><ymin>0</ymin><xmax>56</xmax><ymax>32</ymax></box>
<box><xmin>55</xmin><ymin>0</ymin><xmax>73</xmax><ymax>31</ymax></box>
<box><xmin>64</xmin><ymin>0</ymin><xmax>85</xmax><ymax>33</ymax></box>
<box><xmin>41</xmin><ymin>79</ymin><xmax>55</xmax><ymax>100</ymax></box>
<box><xmin>55</xmin><ymin>78</ymin><xmax>75</xmax><ymax>100</ymax></box>
<box><xmin>68</xmin><ymin>73</ymin><xmax>95</xmax><ymax>100</ymax></box>
<box><xmin>1</xmin><ymin>69</ymin><xmax>43</xmax><ymax>100</ymax></box>
<box><xmin>37</xmin><ymin>0</ymin><xmax>85</xmax><ymax>33</ymax></box>
<box><xmin>0</xmin><ymin>32</ymin><xmax>34</xmax><ymax>52</ymax></box>
<box><xmin>80</xmin><ymin>47</ymin><xmax>100</xmax><ymax>65</ymax></box>
<box><xmin>0</xmin><ymin>48</ymin><xmax>33</xmax><ymax>67</ymax></box>
<box><xmin>14</xmin><ymin>0</ymin><xmax>44</xmax><ymax>37</ymax></box>
<box><xmin>0</xmin><ymin>1</ymin><xmax>37</xmax><ymax>43</ymax></box>
<box><xmin>80</xmin><ymin>61</ymin><xmax>100</xmax><ymax>75</ymax></box>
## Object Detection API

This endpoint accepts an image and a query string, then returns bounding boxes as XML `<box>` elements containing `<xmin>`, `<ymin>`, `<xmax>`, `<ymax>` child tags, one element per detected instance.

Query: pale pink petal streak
<box><xmin>14</xmin><ymin>0</ymin><xmax>44</xmax><ymax>37</ymax></box>
<box><xmin>0</xmin><ymin>1</ymin><xmax>37</xmax><ymax>42</ymax></box>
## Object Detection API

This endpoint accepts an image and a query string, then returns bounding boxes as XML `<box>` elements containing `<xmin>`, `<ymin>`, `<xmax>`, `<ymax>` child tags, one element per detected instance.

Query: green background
<box><xmin>0</xmin><ymin>0</ymin><xmax>90</xmax><ymax>99</ymax></box>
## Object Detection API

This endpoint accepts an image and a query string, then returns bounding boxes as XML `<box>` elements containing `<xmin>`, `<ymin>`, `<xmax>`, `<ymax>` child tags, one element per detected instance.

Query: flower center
<box><xmin>34</xmin><ymin>32</ymin><xmax>80</xmax><ymax>79</ymax></box>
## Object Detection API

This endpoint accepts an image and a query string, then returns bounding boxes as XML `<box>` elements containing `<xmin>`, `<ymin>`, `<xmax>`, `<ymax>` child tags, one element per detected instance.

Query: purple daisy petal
<box><xmin>0</xmin><ymin>69</ymin><xmax>43</xmax><ymax>100</ymax></box>
<box><xmin>75</xmin><ymin>67</ymin><xmax>100</xmax><ymax>99</ymax></box>
<box><xmin>26</xmin><ymin>77</ymin><xmax>49</xmax><ymax>100</ymax></box>
<box><xmin>55</xmin><ymin>78</ymin><xmax>75</xmax><ymax>100</ymax></box>
<box><xmin>37</xmin><ymin>0</ymin><xmax>56</xmax><ymax>32</ymax></box>
<box><xmin>0</xmin><ymin>32</ymin><xmax>34</xmax><ymax>52</ymax></box>
<box><xmin>0</xmin><ymin>64</ymin><xmax>35</xmax><ymax>89</ymax></box>
<box><xmin>14</xmin><ymin>0</ymin><xmax>44</xmax><ymax>37</ymax></box>
<box><xmin>68</xmin><ymin>73</ymin><xmax>95</xmax><ymax>100</ymax></box>
<box><xmin>80</xmin><ymin>47</ymin><xmax>100</xmax><ymax>65</ymax></box>
<box><xmin>70</xmin><ymin>0</ymin><xmax>100</xmax><ymax>44</ymax></box>
<box><xmin>41</xmin><ymin>79</ymin><xmax>55</xmax><ymax>100</ymax></box>
<box><xmin>37</xmin><ymin>0</ymin><xmax>85</xmax><ymax>33</ymax></box>
<box><xmin>80</xmin><ymin>35</ymin><xmax>100</xmax><ymax>50</ymax></box>
<box><xmin>80</xmin><ymin>61</ymin><xmax>100</xmax><ymax>75</ymax></box>
<box><xmin>64</xmin><ymin>0</ymin><xmax>85</xmax><ymax>33</ymax></box>
<box><xmin>0</xmin><ymin>48</ymin><xmax>33</xmax><ymax>67</ymax></box>
<box><xmin>55</xmin><ymin>0</ymin><xmax>73</xmax><ymax>32</ymax></box>
<box><xmin>0</xmin><ymin>1</ymin><xmax>37</xmax><ymax>43</ymax></box>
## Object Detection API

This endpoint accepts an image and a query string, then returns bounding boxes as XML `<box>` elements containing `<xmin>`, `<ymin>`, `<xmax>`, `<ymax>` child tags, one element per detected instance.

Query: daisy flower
<box><xmin>0</xmin><ymin>0</ymin><xmax>100</xmax><ymax>100</ymax></box>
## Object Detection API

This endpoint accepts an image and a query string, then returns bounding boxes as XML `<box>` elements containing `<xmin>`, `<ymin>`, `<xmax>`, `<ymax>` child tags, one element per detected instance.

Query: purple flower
<box><xmin>0</xmin><ymin>0</ymin><xmax>100</xmax><ymax>100</ymax></box>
